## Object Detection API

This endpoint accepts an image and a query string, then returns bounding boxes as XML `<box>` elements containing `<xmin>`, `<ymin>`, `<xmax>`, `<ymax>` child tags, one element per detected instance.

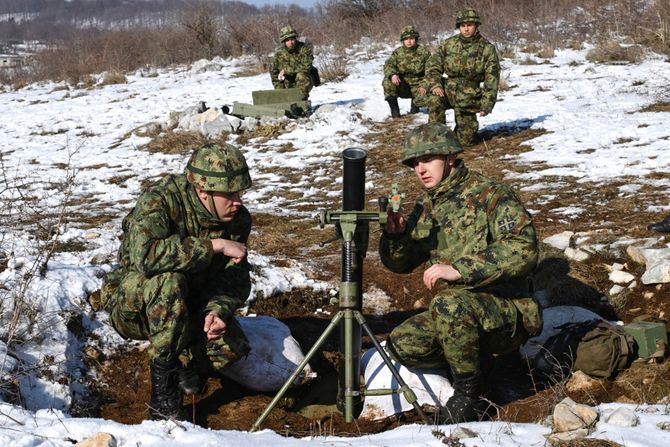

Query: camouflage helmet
<box><xmin>279</xmin><ymin>25</ymin><xmax>299</xmax><ymax>42</ymax></box>
<box><xmin>185</xmin><ymin>143</ymin><xmax>252</xmax><ymax>192</ymax></box>
<box><xmin>400</xmin><ymin>25</ymin><xmax>419</xmax><ymax>41</ymax></box>
<box><xmin>455</xmin><ymin>9</ymin><xmax>481</xmax><ymax>28</ymax></box>
<box><xmin>402</xmin><ymin>123</ymin><xmax>464</xmax><ymax>167</ymax></box>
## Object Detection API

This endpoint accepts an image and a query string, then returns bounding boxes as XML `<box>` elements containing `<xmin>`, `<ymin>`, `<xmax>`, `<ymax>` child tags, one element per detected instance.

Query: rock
<box><xmin>243</xmin><ymin>116</ymin><xmax>258</xmax><ymax>132</ymax></box>
<box><xmin>609</xmin><ymin>284</ymin><xmax>624</xmax><ymax>295</ymax></box>
<box><xmin>546</xmin><ymin>429</ymin><xmax>590</xmax><ymax>444</ymax></box>
<box><xmin>605</xmin><ymin>407</ymin><xmax>639</xmax><ymax>426</ymax></box>
<box><xmin>89</xmin><ymin>253</ymin><xmax>115</xmax><ymax>265</ymax></box>
<box><xmin>634</xmin><ymin>248</ymin><xmax>670</xmax><ymax>266</ymax></box>
<box><xmin>658</xmin><ymin>421</ymin><xmax>670</xmax><ymax>431</ymax></box>
<box><xmin>609</xmin><ymin>270</ymin><xmax>635</xmax><ymax>284</ymax></box>
<box><xmin>566</xmin><ymin>371</ymin><xmax>602</xmax><ymax>394</ymax></box>
<box><xmin>84</xmin><ymin>231</ymin><xmax>100</xmax><ymax>240</ymax></box>
<box><xmin>641</xmin><ymin>261</ymin><xmax>670</xmax><ymax>285</ymax></box>
<box><xmin>564</xmin><ymin>247</ymin><xmax>590</xmax><ymax>262</ymax></box>
<box><xmin>451</xmin><ymin>427</ymin><xmax>477</xmax><ymax>439</ymax></box>
<box><xmin>627</xmin><ymin>245</ymin><xmax>647</xmax><ymax>264</ymax></box>
<box><xmin>75</xmin><ymin>432</ymin><xmax>117</xmax><ymax>447</ymax></box>
<box><xmin>552</xmin><ymin>397</ymin><xmax>598</xmax><ymax>433</ymax></box>
<box><xmin>544</xmin><ymin>231</ymin><xmax>574</xmax><ymax>251</ymax></box>
<box><xmin>202</xmin><ymin>115</ymin><xmax>233</xmax><ymax>138</ymax></box>
<box><xmin>226</xmin><ymin>115</ymin><xmax>243</xmax><ymax>132</ymax></box>
<box><xmin>610</xmin><ymin>262</ymin><xmax>626</xmax><ymax>271</ymax></box>
<box><xmin>190</xmin><ymin>58</ymin><xmax>222</xmax><ymax>73</ymax></box>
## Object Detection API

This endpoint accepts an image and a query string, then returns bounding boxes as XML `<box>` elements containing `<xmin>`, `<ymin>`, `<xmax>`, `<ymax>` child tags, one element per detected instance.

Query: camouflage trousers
<box><xmin>382</xmin><ymin>78</ymin><xmax>438</xmax><ymax>110</ymax></box>
<box><xmin>101</xmin><ymin>270</ymin><xmax>250</xmax><ymax>376</ymax></box>
<box><xmin>387</xmin><ymin>288</ymin><xmax>527</xmax><ymax>375</ymax></box>
<box><xmin>274</xmin><ymin>72</ymin><xmax>313</xmax><ymax>100</ymax></box>
<box><xmin>427</xmin><ymin>97</ymin><xmax>480</xmax><ymax>146</ymax></box>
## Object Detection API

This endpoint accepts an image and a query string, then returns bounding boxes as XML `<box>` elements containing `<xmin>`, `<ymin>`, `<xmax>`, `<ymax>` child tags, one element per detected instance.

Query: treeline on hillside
<box><xmin>1</xmin><ymin>0</ymin><xmax>669</xmax><ymax>87</ymax></box>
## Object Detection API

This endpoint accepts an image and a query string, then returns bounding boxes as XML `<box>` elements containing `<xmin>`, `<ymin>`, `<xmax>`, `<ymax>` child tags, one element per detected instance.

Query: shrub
<box><xmin>586</xmin><ymin>40</ymin><xmax>645</xmax><ymax>64</ymax></box>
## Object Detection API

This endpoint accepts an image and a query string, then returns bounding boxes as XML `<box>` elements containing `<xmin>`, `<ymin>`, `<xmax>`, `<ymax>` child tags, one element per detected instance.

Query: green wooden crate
<box><xmin>623</xmin><ymin>321</ymin><xmax>667</xmax><ymax>359</ymax></box>
<box><xmin>252</xmin><ymin>88</ymin><xmax>304</xmax><ymax>105</ymax></box>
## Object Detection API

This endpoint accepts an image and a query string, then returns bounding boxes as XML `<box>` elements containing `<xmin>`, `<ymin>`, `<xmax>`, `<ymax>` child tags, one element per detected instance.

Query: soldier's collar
<box><xmin>427</xmin><ymin>160</ymin><xmax>468</xmax><ymax>198</ymax></box>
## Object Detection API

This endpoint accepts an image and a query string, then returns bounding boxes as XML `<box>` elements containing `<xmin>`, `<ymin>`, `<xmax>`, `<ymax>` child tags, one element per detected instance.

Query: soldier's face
<box><xmin>412</xmin><ymin>155</ymin><xmax>448</xmax><ymax>188</ymax></box>
<box><xmin>210</xmin><ymin>191</ymin><xmax>243</xmax><ymax>221</ymax></box>
<box><xmin>284</xmin><ymin>38</ymin><xmax>297</xmax><ymax>49</ymax></box>
<box><xmin>402</xmin><ymin>36</ymin><xmax>416</xmax><ymax>48</ymax></box>
<box><xmin>459</xmin><ymin>22</ymin><xmax>477</xmax><ymax>38</ymax></box>
<box><xmin>197</xmin><ymin>188</ymin><xmax>243</xmax><ymax>222</ymax></box>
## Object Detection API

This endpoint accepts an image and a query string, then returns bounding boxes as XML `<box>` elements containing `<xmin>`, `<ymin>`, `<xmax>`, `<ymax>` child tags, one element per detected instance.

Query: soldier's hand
<box><xmin>204</xmin><ymin>311</ymin><xmax>227</xmax><ymax>341</ymax></box>
<box><xmin>417</xmin><ymin>86</ymin><xmax>427</xmax><ymax>96</ymax></box>
<box><xmin>432</xmin><ymin>87</ymin><xmax>445</xmax><ymax>97</ymax></box>
<box><xmin>384</xmin><ymin>210</ymin><xmax>406</xmax><ymax>234</ymax></box>
<box><xmin>391</xmin><ymin>74</ymin><xmax>401</xmax><ymax>86</ymax></box>
<box><xmin>479</xmin><ymin>111</ymin><xmax>488</xmax><ymax>117</ymax></box>
<box><xmin>423</xmin><ymin>264</ymin><xmax>462</xmax><ymax>290</ymax></box>
<box><xmin>212</xmin><ymin>239</ymin><xmax>247</xmax><ymax>263</ymax></box>
<box><xmin>278</xmin><ymin>69</ymin><xmax>285</xmax><ymax>81</ymax></box>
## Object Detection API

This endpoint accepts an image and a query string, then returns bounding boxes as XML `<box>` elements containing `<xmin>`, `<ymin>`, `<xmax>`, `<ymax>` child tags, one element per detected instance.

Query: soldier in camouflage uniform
<box><xmin>382</xmin><ymin>26</ymin><xmax>437</xmax><ymax>118</ymax></box>
<box><xmin>270</xmin><ymin>25</ymin><xmax>315</xmax><ymax>100</ymax></box>
<box><xmin>379</xmin><ymin>123</ymin><xmax>542</xmax><ymax>423</ymax></box>
<box><xmin>100</xmin><ymin>143</ymin><xmax>253</xmax><ymax>421</ymax></box>
<box><xmin>425</xmin><ymin>9</ymin><xmax>500</xmax><ymax>146</ymax></box>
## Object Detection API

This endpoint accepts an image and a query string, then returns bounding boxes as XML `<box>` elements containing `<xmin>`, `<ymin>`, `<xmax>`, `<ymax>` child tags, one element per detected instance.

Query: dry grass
<box><xmin>638</xmin><ymin>101</ymin><xmax>670</xmax><ymax>113</ymax></box>
<box><xmin>316</xmin><ymin>53</ymin><xmax>350</xmax><ymax>83</ymax></box>
<box><xmin>586</xmin><ymin>41</ymin><xmax>645</xmax><ymax>64</ymax></box>
<box><xmin>141</xmin><ymin>129</ymin><xmax>219</xmax><ymax>155</ymax></box>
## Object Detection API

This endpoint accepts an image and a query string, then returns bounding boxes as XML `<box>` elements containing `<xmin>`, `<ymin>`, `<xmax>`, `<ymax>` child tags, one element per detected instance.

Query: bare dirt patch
<box><xmin>92</xmin><ymin>117</ymin><xmax>670</xmax><ymax>436</ymax></box>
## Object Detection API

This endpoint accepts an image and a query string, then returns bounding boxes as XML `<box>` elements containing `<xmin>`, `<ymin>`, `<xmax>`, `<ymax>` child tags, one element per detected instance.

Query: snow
<box><xmin>1</xmin><ymin>38</ymin><xmax>670</xmax><ymax>445</ymax></box>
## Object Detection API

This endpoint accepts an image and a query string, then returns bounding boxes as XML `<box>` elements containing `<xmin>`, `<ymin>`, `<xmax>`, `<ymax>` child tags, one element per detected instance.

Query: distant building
<box><xmin>0</xmin><ymin>54</ymin><xmax>24</xmax><ymax>69</ymax></box>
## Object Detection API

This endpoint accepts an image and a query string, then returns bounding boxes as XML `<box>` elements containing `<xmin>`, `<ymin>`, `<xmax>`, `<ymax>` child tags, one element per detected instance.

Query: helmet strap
<box><xmin>206</xmin><ymin>192</ymin><xmax>220</xmax><ymax>220</ymax></box>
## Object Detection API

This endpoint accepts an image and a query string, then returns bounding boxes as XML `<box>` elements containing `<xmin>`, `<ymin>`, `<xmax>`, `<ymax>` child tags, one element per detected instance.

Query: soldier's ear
<box><xmin>194</xmin><ymin>187</ymin><xmax>209</xmax><ymax>201</ymax></box>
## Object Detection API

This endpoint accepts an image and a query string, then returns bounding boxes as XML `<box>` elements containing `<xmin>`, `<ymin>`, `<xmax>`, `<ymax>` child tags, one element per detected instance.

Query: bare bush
<box><xmin>0</xmin><ymin>146</ymin><xmax>80</xmax><ymax>347</ymax></box>
<box><xmin>315</xmin><ymin>52</ymin><xmax>349</xmax><ymax>83</ymax></box>
<box><xmin>586</xmin><ymin>40</ymin><xmax>645</xmax><ymax>64</ymax></box>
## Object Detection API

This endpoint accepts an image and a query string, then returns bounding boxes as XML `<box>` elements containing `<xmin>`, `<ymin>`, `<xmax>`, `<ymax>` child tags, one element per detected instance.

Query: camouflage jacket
<box><xmin>270</xmin><ymin>41</ymin><xmax>313</xmax><ymax>87</ymax></box>
<box><xmin>425</xmin><ymin>32</ymin><xmax>500</xmax><ymax>113</ymax></box>
<box><xmin>383</xmin><ymin>44</ymin><xmax>431</xmax><ymax>86</ymax></box>
<box><xmin>110</xmin><ymin>174</ymin><xmax>252</xmax><ymax>319</ymax></box>
<box><xmin>380</xmin><ymin>160</ymin><xmax>537</xmax><ymax>295</ymax></box>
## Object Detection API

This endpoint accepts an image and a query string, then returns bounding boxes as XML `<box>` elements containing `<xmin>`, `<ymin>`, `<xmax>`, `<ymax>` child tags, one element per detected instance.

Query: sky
<box><xmin>1</xmin><ymin>35</ymin><xmax>670</xmax><ymax>445</ymax></box>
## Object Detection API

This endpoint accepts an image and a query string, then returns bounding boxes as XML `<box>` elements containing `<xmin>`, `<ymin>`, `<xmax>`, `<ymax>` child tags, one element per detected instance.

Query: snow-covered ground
<box><xmin>1</xmin><ymin>37</ymin><xmax>670</xmax><ymax>445</ymax></box>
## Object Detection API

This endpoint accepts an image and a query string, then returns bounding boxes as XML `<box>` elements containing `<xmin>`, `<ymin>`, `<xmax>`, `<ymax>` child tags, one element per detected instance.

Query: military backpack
<box><xmin>535</xmin><ymin>319</ymin><xmax>636</xmax><ymax>379</ymax></box>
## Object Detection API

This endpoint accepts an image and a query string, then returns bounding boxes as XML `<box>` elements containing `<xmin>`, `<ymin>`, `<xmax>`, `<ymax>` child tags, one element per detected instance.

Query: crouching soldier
<box><xmin>425</xmin><ymin>9</ymin><xmax>500</xmax><ymax>145</ymax></box>
<box><xmin>101</xmin><ymin>143</ymin><xmax>253</xmax><ymax>421</ymax></box>
<box><xmin>270</xmin><ymin>25</ymin><xmax>316</xmax><ymax>100</ymax></box>
<box><xmin>382</xmin><ymin>26</ymin><xmax>436</xmax><ymax>118</ymax></box>
<box><xmin>379</xmin><ymin>123</ymin><xmax>543</xmax><ymax>423</ymax></box>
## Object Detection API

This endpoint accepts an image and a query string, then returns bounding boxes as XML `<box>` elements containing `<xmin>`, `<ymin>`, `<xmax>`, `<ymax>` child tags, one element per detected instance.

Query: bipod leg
<box><xmin>354</xmin><ymin>311</ymin><xmax>431</xmax><ymax>424</ymax></box>
<box><xmin>250</xmin><ymin>311</ymin><xmax>344</xmax><ymax>432</ymax></box>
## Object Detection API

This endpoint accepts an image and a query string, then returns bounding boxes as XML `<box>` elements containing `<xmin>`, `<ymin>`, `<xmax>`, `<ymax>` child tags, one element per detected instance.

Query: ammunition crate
<box><xmin>623</xmin><ymin>321</ymin><xmax>668</xmax><ymax>359</ymax></box>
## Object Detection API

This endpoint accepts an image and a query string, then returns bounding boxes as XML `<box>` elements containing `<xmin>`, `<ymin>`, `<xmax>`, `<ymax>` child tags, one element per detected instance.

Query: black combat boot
<box><xmin>148</xmin><ymin>358</ymin><xmax>188</xmax><ymax>421</ymax></box>
<box><xmin>648</xmin><ymin>213</ymin><xmax>670</xmax><ymax>233</ymax></box>
<box><xmin>387</xmin><ymin>97</ymin><xmax>401</xmax><ymax>118</ymax></box>
<box><xmin>409</xmin><ymin>100</ymin><xmax>420</xmax><ymax>114</ymax></box>
<box><xmin>439</xmin><ymin>371</ymin><xmax>487</xmax><ymax>424</ymax></box>
<box><xmin>178</xmin><ymin>364</ymin><xmax>206</xmax><ymax>396</ymax></box>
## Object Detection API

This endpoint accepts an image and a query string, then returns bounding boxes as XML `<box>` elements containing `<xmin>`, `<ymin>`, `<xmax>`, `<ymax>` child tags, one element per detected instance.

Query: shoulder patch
<box><xmin>498</xmin><ymin>216</ymin><xmax>517</xmax><ymax>233</ymax></box>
